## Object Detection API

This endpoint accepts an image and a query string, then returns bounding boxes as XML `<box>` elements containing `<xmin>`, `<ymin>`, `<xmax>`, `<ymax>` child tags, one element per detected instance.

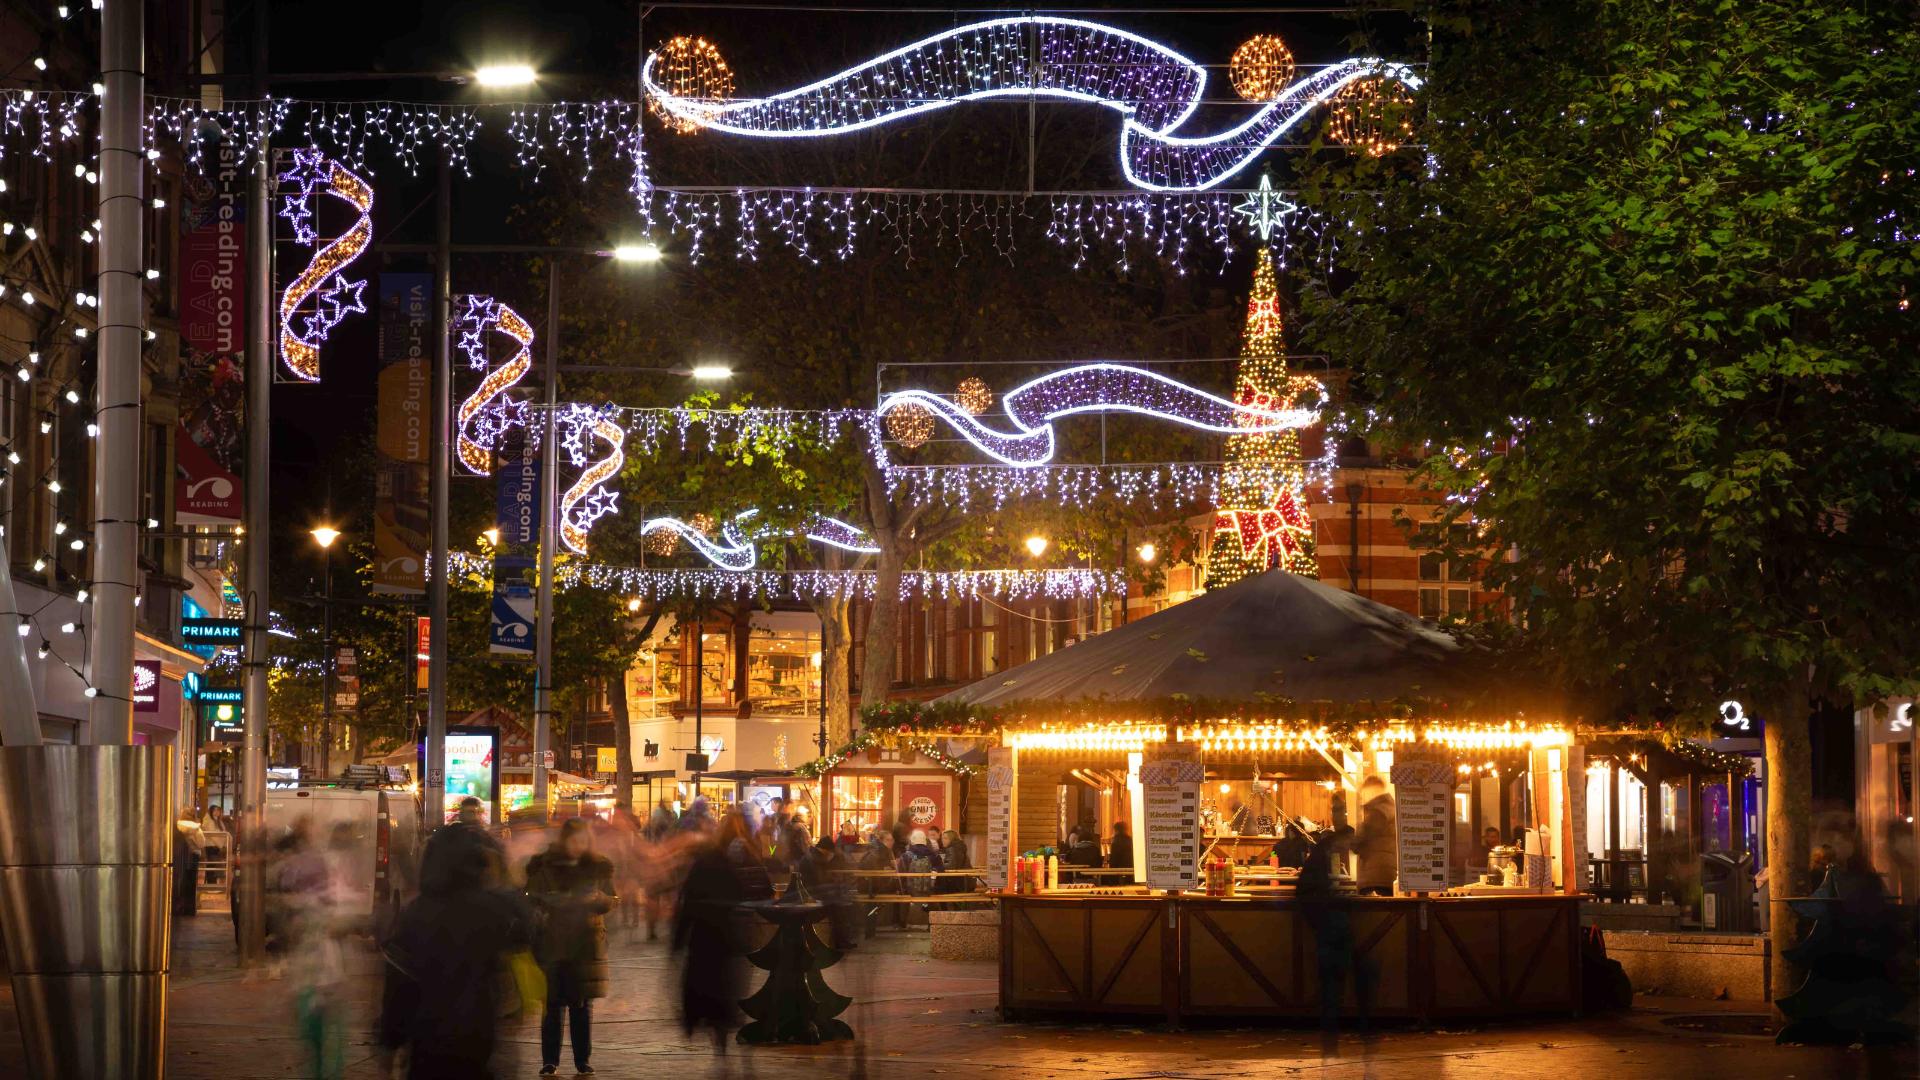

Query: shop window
<box><xmin>830</xmin><ymin>775</ymin><xmax>886</xmax><ymax>840</ymax></box>
<box><xmin>1418</xmin><ymin>552</ymin><xmax>1444</xmax><ymax>582</ymax></box>
<box><xmin>982</xmin><ymin>601</ymin><xmax>999</xmax><ymax>675</ymax></box>
<box><xmin>1447</xmin><ymin>588</ymin><xmax>1471</xmax><ymax>616</ymax></box>
<box><xmin>745</xmin><ymin>625</ymin><xmax>819</xmax><ymax>717</ymax></box>
<box><xmin>1418</xmin><ymin>588</ymin><xmax>1442</xmax><ymax>619</ymax></box>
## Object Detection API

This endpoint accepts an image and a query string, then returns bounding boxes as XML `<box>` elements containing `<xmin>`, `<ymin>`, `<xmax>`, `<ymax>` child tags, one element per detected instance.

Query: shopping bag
<box><xmin>505</xmin><ymin>949</ymin><xmax>546</xmax><ymax>1015</ymax></box>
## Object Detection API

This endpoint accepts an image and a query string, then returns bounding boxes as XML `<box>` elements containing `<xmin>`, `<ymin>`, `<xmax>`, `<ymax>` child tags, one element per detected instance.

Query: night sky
<box><xmin>257</xmin><ymin>2</ymin><xmax>1422</xmax><ymax>529</ymax></box>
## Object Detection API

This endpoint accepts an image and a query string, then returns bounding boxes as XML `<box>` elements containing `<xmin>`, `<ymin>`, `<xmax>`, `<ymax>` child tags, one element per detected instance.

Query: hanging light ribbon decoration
<box><xmin>639</xmin><ymin>510</ymin><xmax>881</xmax><ymax>572</ymax></box>
<box><xmin>454</xmin><ymin>296</ymin><xmax>536</xmax><ymax>475</ymax></box>
<box><xmin>557</xmin><ymin>404</ymin><xmax>627</xmax><ymax>554</ymax></box>
<box><xmin>276</xmin><ymin>148</ymin><xmax>373</xmax><ymax>382</ymax></box>
<box><xmin>872</xmin><ymin>362</ymin><xmax>1319</xmax><ymax>470</ymax></box>
<box><xmin>642</xmin><ymin>17</ymin><xmax>1421</xmax><ymax>193</ymax></box>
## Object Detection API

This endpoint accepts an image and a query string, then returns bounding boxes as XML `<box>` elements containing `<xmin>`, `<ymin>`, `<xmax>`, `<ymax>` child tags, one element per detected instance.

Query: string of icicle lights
<box><xmin>442</xmin><ymin>551</ymin><xmax>1124</xmax><ymax>602</ymax></box>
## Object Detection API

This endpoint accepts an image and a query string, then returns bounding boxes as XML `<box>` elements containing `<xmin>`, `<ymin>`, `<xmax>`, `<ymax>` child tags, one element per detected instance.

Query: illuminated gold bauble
<box><xmin>644</xmin><ymin>526</ymin><xmax>679</xmax><ymax>556</ymax></box>
<box><xmin>886</xmin><ymin>403</ymin><xmax>935</xmax><ymax>449</ymax></box>
<box><xmin>1328</xmin><ymin>77</ymin><xmax>1418</xmax><ymax>157</ymax></box>
<box><xmin>649</xmin><ymin>36</ymin><xmax>734</xmax><ymax>134</ymax></box>
<box><xmin>689</xmin><ymin>512</ymin><xmax>716</xmax><ymax>536</ymax></box>
<box><xmin>954</xmin><ymin>377</ymin><xmax>993</xmax><ymax>416</ymax></box>
<box><xmin>1229</xmin><ymin>35</ymin><xmax>1296</xmax><ymax>103</ymax></box>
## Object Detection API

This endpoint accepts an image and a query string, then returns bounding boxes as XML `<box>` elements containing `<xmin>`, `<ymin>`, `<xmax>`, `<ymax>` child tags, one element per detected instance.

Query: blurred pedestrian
<box><xmin>937</xmin><ymin>829</ymin><xmax>971</xmax><ymax>893</ymax></box>
<box><xmin>525</xmin><ymin>818</ymin><xmax>616</xmax><ymax>1076</ymax></box>
<box><xmin>677</xmin><ymin>796</ymin><xmax>714</xmax><ymax>834</ymax></box>
<box><xmin>859</xmin><ymin>830</ymin><xmax>903</xmax><ymax>934</ymax></box>
<box><xmin>173</xmin><ymin>819</ymin><xmax>203</xmax><ymax>917</ymax></box>
<box><xmin>1351</xmin><ymin>778</ymin><xmax>1397</xmax><ymax>897</ymax></box>
<box><xmin>673</xmin><ymin>828</ymin><xmax>745</xmax><ymax>1051</ymax></box>
<box><xmin>1272</xmin><ymin>823</ymin><xmax>1314</xmax><ymax>870</ymax></box>
<box><xmin>377</xmin><ymin>828</ymin><xmax>535</xmax><ymax>1079</ymax></box>
<box><xmin>421</xmin><ymin>796</ymin><xmax>506</xmax><ymax>893</ymax></box>
<box><xmin>1107</xmin><ymin>820</ymin><xmax>1134</xmax><ymax>871</ymax></box>
<box><xmin>1297</xmin><ymin>821</ymin><xmax>1369</xmax><ymax>1051</ymax></box>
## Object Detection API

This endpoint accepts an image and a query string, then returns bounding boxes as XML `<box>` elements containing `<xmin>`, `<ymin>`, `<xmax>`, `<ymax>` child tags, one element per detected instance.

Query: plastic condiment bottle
<box><xmin>1046</xmin><ymin>854</ymin><xmax>1059</xmax><ymax>891</ymax></box>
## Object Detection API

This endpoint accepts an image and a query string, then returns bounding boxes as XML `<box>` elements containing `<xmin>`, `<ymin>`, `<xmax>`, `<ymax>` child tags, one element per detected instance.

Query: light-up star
<box><xmin>1233</xmin><ymin>173</ymin><xmax>1298</xmax><ymax>242</ymax></box>
<box><xmin>277</xmin><ymin>148</ymin><xmax>335</xmax><ymax>197</ymax></box>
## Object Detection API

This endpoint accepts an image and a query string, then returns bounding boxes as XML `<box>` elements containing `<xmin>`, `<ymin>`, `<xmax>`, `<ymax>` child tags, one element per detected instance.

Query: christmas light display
<box><xmin>1229</xmin><ymin>35</ymin><xmax>1297</xmax><ymax>103</ymax></box>
<box><xmin>1208</xmin><ymin>247</ymin><xmax>1324</xmax><ymax>585</ymax></box>
<box><xmin>454</xmin><ymin>296</ymin><xmax>535</xmax><ymax>475</ymax></box>
<box><xmin>1234</xmin><ymin>172</ymin><xmax>1297</xmax><ymax>243</ymax></box>
<box><xmin>873</xmin><ymin>362</ymin><xmax>1317</xmax><ymax>469</ymax></box>
<box><xmin>954</xmin><ymin>377</ymin><xmax>994</xmax><ymax>416</ymax></box>
<box><xmin>641</xmin><ymin>16</ymin><xmax>1420</xmax><ymax>192</ymax></box>
<box><xmin>442</xmin><ymin>549</ymin><xmax>1122</xmax><ymax>602</ymax></box>
<box><xmin>276</xmin><ymin>149</ymin><xmax>372</xmax><ymax>382</ymax></box>
<box><xmin>556</xmin><ymin>404</ymin><xmax>626</xmax><ymax>554</ymax></box>
<box><xmin>1328</xmin><ymin>76</ymin><xmax>1419</xmax><ymax>157</ymax></box>
<box><xmin>647</xmin><ymin>37</ymin><xmax>734</xmax><ymax>134</ymax></box>
<box><xmin>644</xmin><ymin>526</ymin><xmax>680</xmax><ymax>556</ymax></box>
<box><xmin>884</xmin><ymin>402</ymin><xmax>935</xmax><ymax>449</ymax></box>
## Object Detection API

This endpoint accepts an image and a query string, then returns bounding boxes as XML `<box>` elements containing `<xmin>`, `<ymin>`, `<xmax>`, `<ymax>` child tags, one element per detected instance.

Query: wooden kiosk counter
<box><xmin>998</xmin><ymin>890</ymin><xmax>1581</xmax><ymax>1023</ymax></box>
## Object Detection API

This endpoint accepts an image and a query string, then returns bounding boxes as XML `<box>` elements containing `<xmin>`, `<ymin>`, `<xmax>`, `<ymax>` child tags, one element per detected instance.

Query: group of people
<box><xmin>373</xmin><ymin>795</ymin><xmax>773</xmax><ymax>1078</ymax></box>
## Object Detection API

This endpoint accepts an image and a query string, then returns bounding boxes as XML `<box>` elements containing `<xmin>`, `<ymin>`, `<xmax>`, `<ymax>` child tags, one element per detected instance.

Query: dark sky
<box><xmin>254</xmin><ymin>3</ymin><xmax>1422</xmax><ymax>529</ymax></box>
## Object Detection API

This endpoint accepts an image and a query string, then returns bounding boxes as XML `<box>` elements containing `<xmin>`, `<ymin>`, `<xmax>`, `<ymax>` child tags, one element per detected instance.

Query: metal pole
<box><xmin>235</xmin><ymin>0</ymin><xmax>271</xmax><ymax>965</ymax></box>
<box><xmin>533</xmin><ymin>259</ymin><xmax>559</xmax><ymax>820</ymax></box>
<box><xmin>693</xmin><ymin>626</ymin><xmax>703</xmax><ymax>792</ymax></box>
<box><xmin>425</xmin><ymin>155</ymin><xmax>451</xmax><ymax>827</ymax></box>
<box><xmin>320</xmin><ymin>549</ymin><xmax>332</xmax><ymax>778</ymax></box>
<box><xmin>88</xmin><ymin>0</ymin><xmax>144</xmax><ymax>744</ymax></box>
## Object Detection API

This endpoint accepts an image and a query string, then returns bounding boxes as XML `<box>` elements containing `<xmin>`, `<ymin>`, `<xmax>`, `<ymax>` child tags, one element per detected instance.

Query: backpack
<box><xmin>906</xmin><ymin>851</ymin><xmax>935</xmax><ymax>895</ymax></box>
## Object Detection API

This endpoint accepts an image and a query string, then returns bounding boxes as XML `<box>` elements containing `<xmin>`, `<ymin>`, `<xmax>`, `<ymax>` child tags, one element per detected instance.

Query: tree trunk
<box><xmin>609</xmin><ymin>607</ymin><xmax>664</xmax><ymax>814</ymax></box>
<box><xmin>1765</xmin><ymin>674</ymin><xmax>1813</xmax><ymax>1010</ymax></box>
<box><xmin>810</xmin><ymin>593</ymin><xmax>853</xmax><ymax>748</ymax></box>
<box><xmin>861</xmin><ymin>533</ymin><xmax>903</xmax><ymax>708</ymax></box>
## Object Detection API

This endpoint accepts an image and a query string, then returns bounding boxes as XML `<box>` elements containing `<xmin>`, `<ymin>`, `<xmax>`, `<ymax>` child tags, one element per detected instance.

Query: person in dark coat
<box><xmin>377</xmin><ymin>831</ymin><xmax>535</xmax><ymax>1079</ymax></box>
<box><xmin>420</xmin><ymin>796</ymin><xmax>506</xmax><ymax>893</ymax></box>
<box><xmin>524</xmin><ymin>818</ymin><xmax>616</xmax><ymax>1075</ymax></box>
<box><xmin>1297</xmin><ymin>822</ymin><xmax>1370</xmax><ymax>1048</ymax></box>
<box><xmin>1106</xmin><ymin>821</ymin><xmax>1134</xmax><ymax>871</ymax></box>
<box><xmin>1272</xmin><ymin>824</ymin><xmax>1315</xmax><ymax>869</ymax></box>
<box><xmin>937</xmin><ymin>830</ymin><xmax>971</xmax><ymax>893</ymax></box>
<box><xmin>673</xmin><ymin>831</ymin><xmax>746</xmax><ymax>1050</ymax></box>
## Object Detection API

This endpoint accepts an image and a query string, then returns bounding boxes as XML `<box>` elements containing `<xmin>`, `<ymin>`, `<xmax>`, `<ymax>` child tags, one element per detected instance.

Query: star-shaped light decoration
<box><xmin>276</xmin><ymin>148</ymin><xmax>335</xmax><ymax>197</ymax></box>
<box><xmin>1232</xmin><ymin>173</ymin><xmax>1298</xmax><ymax>243</ymax></box>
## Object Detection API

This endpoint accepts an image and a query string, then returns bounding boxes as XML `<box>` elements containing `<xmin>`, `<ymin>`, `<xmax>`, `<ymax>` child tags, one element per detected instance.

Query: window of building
<box><xmin>981</xmin><ymin>601</ymin><xmax>999</xmax><ymax>675</ymax></box>
<box><xmin>745</xmin><ymin>624</ymin><xmax>819</xmax><ymax>717</ymax></box>
<box><xmin>830</xmin><ymin>774</ymin><xmax>886</xmax><ymax>839</ymax></box>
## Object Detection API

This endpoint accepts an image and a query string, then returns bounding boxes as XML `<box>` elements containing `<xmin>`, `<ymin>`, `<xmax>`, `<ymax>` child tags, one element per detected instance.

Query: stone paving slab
<box><xmin>1</xmin><ymin>911</ymin><xmax>1912</xmax><ymax>1079</ymax></box>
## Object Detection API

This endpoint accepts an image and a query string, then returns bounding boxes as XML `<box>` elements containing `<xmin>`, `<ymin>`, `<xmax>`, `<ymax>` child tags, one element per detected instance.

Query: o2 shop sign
<box><xmin>1718</xmin><ymin>701</ymin><xmax>1763</xmax><ymax>738</ymax></box>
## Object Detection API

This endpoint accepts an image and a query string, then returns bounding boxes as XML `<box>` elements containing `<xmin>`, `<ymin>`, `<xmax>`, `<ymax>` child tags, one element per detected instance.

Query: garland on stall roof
<box><xmin>794</xmin><ymin>731</ymin><xmax>981</xmax><ymax>780</ymax></box>
<box><xmin>860</xmin><ymin>699</ymin><xmax>1003</xmax><ymax>737</ymax></box>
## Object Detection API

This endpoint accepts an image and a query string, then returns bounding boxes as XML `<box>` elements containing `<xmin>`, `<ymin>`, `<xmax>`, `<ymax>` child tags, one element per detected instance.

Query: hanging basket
<box><xmin>865</xmin><ymin>746</ymin><xmax>884</xmax><ymax>764</ymax></box>
<box><xmin>898</xmin><ymin>746</ymin><xmax>918</xmax><ymax>765</ymax></box>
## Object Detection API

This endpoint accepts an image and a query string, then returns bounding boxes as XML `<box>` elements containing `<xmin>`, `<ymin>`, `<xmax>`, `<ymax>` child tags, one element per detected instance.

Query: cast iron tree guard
<box><xmin>737</xmin><ymin>877</ymin><xmax>854</xmax><ymax>1044</ymax></box>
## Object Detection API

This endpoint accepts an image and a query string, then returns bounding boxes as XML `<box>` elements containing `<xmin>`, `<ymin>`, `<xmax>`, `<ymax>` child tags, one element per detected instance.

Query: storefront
<box><xmin>803</xmin><ymin>734</ymin><xmax>982</xmax><ymax>843</ymax></box>
<box><xmin>1856</xmin><ymin>698</ymin><xmax>1917</xmax><ymax>901</ymax></box>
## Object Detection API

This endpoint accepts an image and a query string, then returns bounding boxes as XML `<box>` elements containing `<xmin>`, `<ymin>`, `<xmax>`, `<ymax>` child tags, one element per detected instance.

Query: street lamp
<box><xmin>474</xmin><ymin>64</ymin><xmax>537</xmax><ymax>87</ymax></box>
<box><xmin>1025</xmin><ymin>535</ymin><xmax>1049</xmax><ymax>558</ymax></box>
<box><xmin>611</xmin><ymin>244</ymin><xmax>663</xmax><ymax>262</ymax></box>
<box><xmin>1137</xmin><ymin>542</ymin><xmax>1156</xmax><ymax>563</ymax></box>
<box><xmin>311</xmin><ymin>526</ymin><xmax>339</xmax><ymax>777</ymax></box>
<box><xmin>689</xmin><ymin>364</ymin><xmax>732</xmax><ymax>380</ymax></box>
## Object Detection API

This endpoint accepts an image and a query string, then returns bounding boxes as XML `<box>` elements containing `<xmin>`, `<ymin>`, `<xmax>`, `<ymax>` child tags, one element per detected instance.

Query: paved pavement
<box><xmin>2</xmin><ymin>906</ymin><xmax>1913</xmax><ymax>1079</ymax></box>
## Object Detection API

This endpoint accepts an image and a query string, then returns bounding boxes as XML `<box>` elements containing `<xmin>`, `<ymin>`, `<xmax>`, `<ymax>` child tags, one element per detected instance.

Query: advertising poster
<box><xmin>1390</xmin><ymin>760</ymin><xmax>1453</xmax><ymax>893</ymax></box>
<box><xmin>1142</xmin><ymin>758</ymin><xmax>1203</xmax><ymax>891</ymax></box>
<box><xmin>489</xmin><ymin>556</ymin><xmax>535</xmax><ymax>656</ymax></box>
<box><xmin>895</xmin><ymin>778</ymin><xmax>951</xmax><ymax>834</ymax></box>
<box><xmin>415</xmin><ymin>617</ymin><xmax>431</xmax><ymax>690</ymax></box>
<box><xmin>373</xmin><ymin>273</ymin><xmax>431</xmax><ymax>594</ymax></box>
<box><xmin>496</xmin><ymin>454</ymin><xmax>541</xmax><ymax>545</ymax></box>
<box><xmin>984</xmin><ymin>747</ymin><xmax>1015</xmax><ymax>889</ymax></box>
<box><xmin>178</xmin><ymin>141</ymin><xmax>246</xmax><ymax>354</ymax></box>
<box><xmin>439</xmin><ymin>728</ymin><xmax>498</xmax><ymax>823</ymax></box>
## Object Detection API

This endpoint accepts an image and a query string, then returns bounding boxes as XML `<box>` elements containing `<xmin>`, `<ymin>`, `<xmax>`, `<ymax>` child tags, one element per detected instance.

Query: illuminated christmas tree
<box><xmin>1208</xmin><ymin>247</ymin><xmax>1321</xmax><ymax>586</ymax></box>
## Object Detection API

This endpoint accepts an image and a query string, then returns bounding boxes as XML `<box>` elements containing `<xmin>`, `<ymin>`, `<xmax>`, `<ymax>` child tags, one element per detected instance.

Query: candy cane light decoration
<box><xmin>277</xmin><ymin>149</ymin><xmax>373</xmax><ymax>381</ymax></box>
<box><xmin>642</xmin><ymin>19</ymin><xmax>1421</xmax><ymax>192</ymax></box>
<box><xmin>455</xmin><ymin>296</ymin><xmax>535</xmax><ymax>475</ymax></box>
<box><xmin>558</xmin><ymin>405</ymin><xmax>627</xmax><ymax>554</ymax></box>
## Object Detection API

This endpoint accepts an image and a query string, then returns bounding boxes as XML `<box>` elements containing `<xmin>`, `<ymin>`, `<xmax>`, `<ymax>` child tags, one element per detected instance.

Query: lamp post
<box><xmin>311</xmin><ymin>526</ymin><xmax>340</xmax><ymax>776</ymax></box>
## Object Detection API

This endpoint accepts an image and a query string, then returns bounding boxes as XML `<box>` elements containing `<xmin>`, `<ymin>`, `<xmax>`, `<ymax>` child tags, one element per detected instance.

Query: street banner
<box><xmin>415</xmin><ymin>617</ymin><xmax>431</xmax><ymax>690</ymax></box>
<box><xmin>175</xmin><ymin>422</ymin><xmax>242</xmax><ymax>522</ymax></box>
<box><xmin>178</xmin><ymin>142</ymin><xmax>246</xmax><ymax>354</ymax></box>
<box><xmin>334</xmin><ymin>645</ymin><xmax>359</xmax><ymax>710</ymax></box>
<box><xmin>489</xmin><ymin>556</ymin><xmax>535</xmax><ymax>656</ymax></box>
<box><xmin>373</xmin><ymin>273</ymin><xmax>431</xmax><ymax>594</ymax></box>
<box><xmin>496</xmin><ymin>453</ymin><xmax>541</xmax><ymax>546</ymax></box>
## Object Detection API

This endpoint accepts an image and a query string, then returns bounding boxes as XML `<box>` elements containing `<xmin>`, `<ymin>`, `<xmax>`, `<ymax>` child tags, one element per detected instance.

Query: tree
<box><xmin>1298</xmin><ymin>0</ymin><xmax>1920</xmax><ymax>1003</ymax></box>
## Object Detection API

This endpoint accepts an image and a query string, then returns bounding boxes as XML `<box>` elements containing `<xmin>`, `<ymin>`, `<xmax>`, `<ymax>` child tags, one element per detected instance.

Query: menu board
<box><xmin>1390</xmin><ymin>760</ymin><xmax>1452</xmax><ymax>893</ymax></box>
<box><xmin>1141</xmin><ymin>759</ymin><xmax>1204</xmax><ymax>890</ymax></box>
<box><xmin>984</xmin><ymin>747</ymin><xmax>1015</xmax><ymax>889</ymax></box>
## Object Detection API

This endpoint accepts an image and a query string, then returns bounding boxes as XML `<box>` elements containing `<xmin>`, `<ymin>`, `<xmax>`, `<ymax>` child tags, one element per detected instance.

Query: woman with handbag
<box><xmin>525</xmin><ymin>818</ymin><xmax>617</xmax><ymax>1076</ymax></box>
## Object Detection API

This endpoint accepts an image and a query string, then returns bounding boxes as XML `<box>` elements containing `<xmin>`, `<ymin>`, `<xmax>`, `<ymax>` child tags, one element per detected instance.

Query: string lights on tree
<box><xmin>276</xmin><ymin>149</ymin><xmax>372</xmax><ymax>382</ymax></box>
<box><xmin>1208</xmin><ymin>246</ymin><xmax>1324</xmax><ymax>585</ymax></box>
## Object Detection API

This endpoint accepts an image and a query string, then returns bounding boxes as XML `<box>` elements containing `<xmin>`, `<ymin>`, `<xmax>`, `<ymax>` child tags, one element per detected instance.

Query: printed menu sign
<box><xmin>1391</xmin><ymin>760</ymin><xmax>1453</xmax><ymax>893</ymax></box>
<box><xmin>985</xmin><ymin>748</ymin><xmax>1015</xmax><ymax>889</ymax></box>
<box><xmin>1142</xmin><ymin>759</ymin><xmax>1203</xmax><ymax>890</ymax></box>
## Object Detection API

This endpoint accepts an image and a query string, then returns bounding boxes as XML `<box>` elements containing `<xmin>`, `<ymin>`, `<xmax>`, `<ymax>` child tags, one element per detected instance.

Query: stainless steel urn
<box><xmin>0</xmin><ymin>745</ymin><xmax>174</xmax><ymax>1079</ymax></box>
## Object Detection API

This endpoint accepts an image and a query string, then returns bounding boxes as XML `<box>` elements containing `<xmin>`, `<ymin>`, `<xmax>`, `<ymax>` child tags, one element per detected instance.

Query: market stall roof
<box><xmin>938</xmin><ymin>568</ymin><xmax>1504</xmax><ymax>709</ymax></box>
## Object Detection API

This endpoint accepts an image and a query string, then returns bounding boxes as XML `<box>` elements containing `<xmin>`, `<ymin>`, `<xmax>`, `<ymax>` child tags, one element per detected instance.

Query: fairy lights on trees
<box><xmin>276</xmin><ymin>149</ymin><xmax>372</xmax><ymax>382</ymax></box>
<box><xmin>1208</xmin><ymin>247</ymin><xmax>1324</xmax><ymax>585</ymax></box>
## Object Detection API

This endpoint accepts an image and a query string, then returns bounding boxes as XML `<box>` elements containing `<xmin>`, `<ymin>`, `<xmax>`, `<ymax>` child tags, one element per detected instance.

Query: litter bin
<box><xmin>1700</xmin><ymin>851</ymin><xmax>1756</xmax><ymax>931</ymax></box>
